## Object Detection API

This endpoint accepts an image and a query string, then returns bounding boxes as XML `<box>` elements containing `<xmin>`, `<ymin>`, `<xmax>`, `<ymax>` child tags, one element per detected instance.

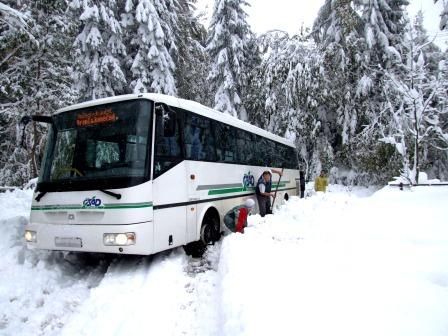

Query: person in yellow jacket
<box><xmin>314</xmin><ymin>170</ymin><xmax>328</xmax><ymax>192</ymax></box>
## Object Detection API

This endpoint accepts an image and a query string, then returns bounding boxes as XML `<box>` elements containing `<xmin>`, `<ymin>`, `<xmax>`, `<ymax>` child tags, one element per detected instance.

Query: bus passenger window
<box><xmin>236</xmin><ymin>129</ymin><xmax>255</xmax><ymax>165</ymax></box>
<box><xmin>184</xmin><ymin>114</ymin><xmax>216</xmax><ymax>162</ymax></box>
<box><xmin>262</xmin><ymin>138</ymin><xmax>272</xmax><ymax>166</ymax></box>
<box><xmin>253</xmin><ymin>135</ymin><xmax>265</xmax><ymax>166</ymax></box>
<box><xmin>214</xmin><ymin>123</ymin><xmax>235</xmax><ymax>163</ymax></box>
<box><xmin>185</xmin><ymin>125</ymin><xmax>202</xmax><ymax>160</ymax></box>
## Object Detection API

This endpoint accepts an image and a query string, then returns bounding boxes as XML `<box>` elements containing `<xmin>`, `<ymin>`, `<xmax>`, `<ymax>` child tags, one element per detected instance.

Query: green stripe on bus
<box><xmin>208</xmin><ymin>187</ymin><xmax>246</xmax><ymax>195</ymax></box>
<box><xmin>272</xmin><ymin>183</ymin><xmax>287</xmax><ymax>188</ymax></box>
<box><xmin>207</xmin><ymin>182</ymin><xmax>287</xmax><ymax>196</ymax></box>
<box><xmin>207</xmin><ymin>186</ymin><xmax>256</xmax><ymax>195</ymax></box>
<box><xmin>31</xmin><ymin>202</ymin><xmax>153</xmax><ymax>211</ymax></box>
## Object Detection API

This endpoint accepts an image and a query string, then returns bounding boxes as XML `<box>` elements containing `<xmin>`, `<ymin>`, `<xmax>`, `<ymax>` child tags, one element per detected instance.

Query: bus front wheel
<box><xmin>184</xmin><ymin>213</ymin><xmax>220</xmax><ymax>258</ymax></box>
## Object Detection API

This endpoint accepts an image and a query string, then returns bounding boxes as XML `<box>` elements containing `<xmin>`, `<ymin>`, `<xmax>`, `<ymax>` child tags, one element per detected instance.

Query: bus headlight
<box><xmin>103</xmin><ymin>233</ymin><xmax>136</xmax><ymax>246</ymax></box>
<box><xmin>25</xmin><ymin>230</ymin><xmax>37</xmax><ymax>243</ymax></box>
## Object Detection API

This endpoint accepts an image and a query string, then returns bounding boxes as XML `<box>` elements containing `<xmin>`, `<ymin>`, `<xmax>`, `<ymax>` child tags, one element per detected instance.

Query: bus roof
<box><xmin>56</xmin><ymin>93</ymin><xmax>295</xmax><ymax>148</ymax></box>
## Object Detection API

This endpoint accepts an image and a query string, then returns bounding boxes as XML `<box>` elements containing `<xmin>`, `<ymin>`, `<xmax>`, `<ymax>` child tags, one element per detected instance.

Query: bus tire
<box><xmin>183</xmin><ymin>211</ymin><xmax>220</xmax><ymax>258</ymax></box>
<box><xmin>200</xmin><ymin>214</ymin><xmax>220</xmax><ymax>245</ymax></box>
<box><xmin>183</xmin><ymin>240</ymin><xmax>206</xmax><ymax>258</ymax></box>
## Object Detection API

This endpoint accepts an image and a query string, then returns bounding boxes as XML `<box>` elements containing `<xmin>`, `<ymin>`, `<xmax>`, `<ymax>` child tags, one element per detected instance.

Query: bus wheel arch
<box><xmin>183</xmin><ymin>205</ymin><xmax>220</xmax><ymax>258</ymax></box>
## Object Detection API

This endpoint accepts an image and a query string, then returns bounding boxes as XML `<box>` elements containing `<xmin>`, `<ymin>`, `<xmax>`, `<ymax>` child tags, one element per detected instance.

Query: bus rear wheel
<box><xmin>184</xmin><ymin>213</ymin><xmax>220</xmax><ymax>258</ymax></box>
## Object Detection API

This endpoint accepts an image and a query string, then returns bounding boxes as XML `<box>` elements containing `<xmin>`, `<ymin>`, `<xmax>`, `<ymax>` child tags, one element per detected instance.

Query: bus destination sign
<box><xmin>76</xmin><ymin>108</ymin><xmax>117</xmax><ymax>127</ymax></box>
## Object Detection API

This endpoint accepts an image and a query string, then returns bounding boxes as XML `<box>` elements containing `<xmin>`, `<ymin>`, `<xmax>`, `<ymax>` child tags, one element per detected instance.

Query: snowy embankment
<box><xmin>220</xmin><ymin>186</ymin><xmax>448</xmax><ymax>336</ymax></box>
<box><xmin>1</xmin><ymin>185</ymin><xmax>448</xmax><ymax>336</ymax></box>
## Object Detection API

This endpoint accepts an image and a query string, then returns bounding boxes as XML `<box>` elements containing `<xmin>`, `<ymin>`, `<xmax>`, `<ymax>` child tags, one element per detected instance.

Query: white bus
<box><xmin>24</xmin><ymin>94</ymin><xmax>299</xmax><ymax>256</ymax></box>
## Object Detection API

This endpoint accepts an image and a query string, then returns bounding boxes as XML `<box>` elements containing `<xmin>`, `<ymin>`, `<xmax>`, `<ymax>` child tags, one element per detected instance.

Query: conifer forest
<box><xmin>1</xmin><ymin>0</ymin><xmax>448</xmax><ymax>187</ymax></box>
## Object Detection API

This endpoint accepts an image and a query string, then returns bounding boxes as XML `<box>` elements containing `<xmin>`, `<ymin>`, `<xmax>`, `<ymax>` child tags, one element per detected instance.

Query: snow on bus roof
<box><xmin>56</xmin><ymin>93</ymin><xmax>295</xmax><ymax>148</ymax></box>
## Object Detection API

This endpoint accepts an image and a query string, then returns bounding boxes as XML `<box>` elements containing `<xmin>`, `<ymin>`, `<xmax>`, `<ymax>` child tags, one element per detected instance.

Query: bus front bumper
<box><xmin>24</xmin><ymin>221</ymin><xmax>154</xmax><ymax>255</ymax></box>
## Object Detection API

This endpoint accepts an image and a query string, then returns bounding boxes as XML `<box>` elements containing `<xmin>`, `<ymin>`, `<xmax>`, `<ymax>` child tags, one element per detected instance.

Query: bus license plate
<box><xmin>55</xmin><ymin>237</ymin><xmax>83</xmax><ymax>248</ymax></box>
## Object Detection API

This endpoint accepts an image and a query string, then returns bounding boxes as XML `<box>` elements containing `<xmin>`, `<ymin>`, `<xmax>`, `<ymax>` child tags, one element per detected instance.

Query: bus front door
<box><xmin>185</xmin><ymin>161</ymin><xmax>199</xmax><ymax>243</ymax></box>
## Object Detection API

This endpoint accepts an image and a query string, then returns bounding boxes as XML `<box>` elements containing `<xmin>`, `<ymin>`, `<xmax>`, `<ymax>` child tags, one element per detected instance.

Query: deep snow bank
<box><xmin>217</xmin><ymin>186</ymin><xmax>448</xmax><ymax>336</ymax></box>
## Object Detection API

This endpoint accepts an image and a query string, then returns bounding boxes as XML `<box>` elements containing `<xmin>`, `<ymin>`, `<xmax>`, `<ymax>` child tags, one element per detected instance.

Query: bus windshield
<box><xmin>37</xmin><ymin>99</ymin><xmax>152</xmax><ymax>192</ymax></box>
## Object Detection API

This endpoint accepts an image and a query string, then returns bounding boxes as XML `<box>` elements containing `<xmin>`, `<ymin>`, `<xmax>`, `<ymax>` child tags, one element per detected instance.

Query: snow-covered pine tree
<box><xmin>357</xmin><ymin>0</ymin><xmax>409</xmax><ymax>69</ymax></box>
<box><xmin>246</xmin><ymin>32</ymin><xmax>315</xmax><ymax>133</ymax></box>
<box><xmin>354</xmin><ymin>0</ymin><xmax>409</xmax><ymax>120</ymax></box>
<box><xmin>206</xmin><ymin>0</ymin><xmax>252</xmax><ymax>119</ymax></box>
<box><xmin>380</xmin><ymin>15</ymin><xmax>448</xmax><ymax>183</ymax></box>
<box><xmin>282</xmin><ymin>36</ymin><xmax>333</xmax><ymax>179</ymax></box>
<box><xmin>124</xmin><ymin>0</ymin><xmax>178</xmax><ymax>95</ymax></box>
<box><xmin>239</xmin><ymin>29</ymin><xmax>260</xmax><ymax>121</ymax></box>
<box><xmin>312</xmin><ymin>0</ymin><xmax>373</xmax><ymax>183</ymax></box>
<box><xmin>175</xmin><ymin>0</ymin><xmax>210</xmax><ymax>104</ymax></box>
<box><xmin>244</xmin><ymin>29</ymin><xmax>331</xmax><ymax>178</ymax></box>
<box><xmin>434</xmin><ymin>0</ymin><xmax>448</xmax><ymax>29</ymax></box>
<box><xmin>70</xmin><ymin>0</ymin><xmax>127</xmax><ymax>101</ymax></box>
<box><xmin>331</xmin><ymin>0</ymin><xmax>410</xmax><ymax>184</ymax></box>
<box><xmin>412</xmin><ymin>10</ymin><xmax>444</xmax><ymax>73</ymax></box>
<box><xmin>313</xmin><ymin>0</ymin><xmax>365</xmax><ymax>146</ymax></box>
<box><xmin>310</xmin><ymin>0</ymin><xmax>413</xmax><ymax>184</ymax></box>
<box><xmin>0</xmin><ymin>0</ymin><xmax>75</xmax><ymax>186</ymax></box>
<box><xmin>0</xmin><ymin>1</ymin><xmax>28</xmax><ymax>32</ymax></box>
<box><xmin>0</xmin><ymin>1</ymin><xmax>30</xmax><ymax>186</ymax></box>
<box><xmin>245</xmin><ymin>31</ymin><xmax>288</xmax><ymax>133</ymax></box>
<box><xmin>288</xmin><ymin>37</ymin><xmax>334</xmax><ymax>178</ymax></box>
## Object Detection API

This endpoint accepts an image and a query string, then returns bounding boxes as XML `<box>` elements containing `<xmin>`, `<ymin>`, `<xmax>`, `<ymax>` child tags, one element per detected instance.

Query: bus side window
<box><xmin>275</xmin><ymin>143</ymin><xmax>284</xmax><ymax>169</ymax></box>
<box><xmin>154</xmin><ymin>108</ymin><xmax>182</xmax><ymax>178</ymax></box>
<box><xmin>253</xmin><ymin>135</ymin><xmax>265</xmax><ymax>166</ymax></box>
<box><xmin>201</xmin><ymin>121</ymin><xmax>216</xmax><ymax>161</ymax></box>
<box><xmin>236</xmin><ymin>129</ymin><xmax>255</xmax><ymax>165</ymax></box>
<box><xmin>287</xmin><ymin>146</ymin><xmax>298</xmax><ymax>169</ymax></box>
<box><xmin>184</xmin><ymin>113</ymin><xmax>216</xmax><ymax>161</ymax></box>
<box><xmin>214</xmin><ymin>122</ymin><xmax>236</xmax><ymax>163</ymax></box>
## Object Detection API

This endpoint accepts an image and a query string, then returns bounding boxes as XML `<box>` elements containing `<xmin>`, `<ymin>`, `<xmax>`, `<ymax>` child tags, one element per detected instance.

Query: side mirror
<box><xmin>18</xmin><ymin>115</ymin><xmax>53</xmax><ymax>149</ymax></box>
<box><xmin>155</xmin><ymin>103</ymin><xmax>176</xmax><ymax>137</ymax></box>
<box><xmin>32</xmin><ymin>115</ymin><xmax>53</xmax><ymax>124</ymax></box>
<box><xmin>20</xmin><ymin>115</ymin><xmax>32</xmax><ymax>126</ymax></box>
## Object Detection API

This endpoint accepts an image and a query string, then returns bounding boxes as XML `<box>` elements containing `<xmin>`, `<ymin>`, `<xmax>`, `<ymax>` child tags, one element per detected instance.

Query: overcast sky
<box><xmin>196</xmin><ymin>0</ymin><xmax>447</xmax><ymax>48</ymax></box>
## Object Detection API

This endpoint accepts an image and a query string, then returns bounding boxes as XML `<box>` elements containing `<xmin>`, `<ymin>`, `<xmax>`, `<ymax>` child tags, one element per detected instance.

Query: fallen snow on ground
<box><xmin>220</xmin><ymin>185</ymin><xmax>448</xmax><ymax>336</ymax></box>
<box><xmin>1</xmin><ymin>184</ymin><xmax>447</xmax><ymax>336</ymax></box>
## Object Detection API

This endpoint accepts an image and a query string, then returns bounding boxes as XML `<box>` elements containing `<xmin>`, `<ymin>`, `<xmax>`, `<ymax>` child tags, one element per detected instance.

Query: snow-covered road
<box><xmin>1</xmin><ymin>185</ymin><xmax>448</xmax><ymax>336</ymax></box>
<box><xmin>61</xmin><ymin>246</ymin><xmax>221</xmax><ymax>336</ymax></box>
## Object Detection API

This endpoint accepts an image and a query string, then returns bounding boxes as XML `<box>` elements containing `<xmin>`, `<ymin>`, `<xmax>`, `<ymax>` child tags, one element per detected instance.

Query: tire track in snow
<box><xmin>1</xmin><ymin>204</ymin><xmax>111</xmax><ymax>336</ymax></box>
<box><xmin>59</xmin><ymin>245</ymin><xmax>221</xmax><ymax>336</ymax></box>
<box><xmin>180</xmin><ymin>243</ymin><xmax>221</xmax><ymax>336</ymax></box>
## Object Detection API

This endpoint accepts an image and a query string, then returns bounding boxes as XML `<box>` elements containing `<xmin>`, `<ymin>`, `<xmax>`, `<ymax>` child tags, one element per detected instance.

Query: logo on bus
<box><xmin>83</xmin><ymin>196</ymin><xmax>102</xmax><ymax>208</ymax></box>
<box><xmin>243</xmin><ymin>172</ymin><xmax>255</xmax><ymax>190</ymax></box>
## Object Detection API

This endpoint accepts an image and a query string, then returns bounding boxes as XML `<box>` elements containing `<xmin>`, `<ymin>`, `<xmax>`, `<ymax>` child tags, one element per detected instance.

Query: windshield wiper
<box><xmin>35</xmin><ymin>191</ymin><xmax>47</xmax><ymax>202</ymax></box>
<box><xmin>99</xmin><ymin>189</ymin><xmax>121</xmax><ymax>200</ymax></box>
<box><xmin>35</xmin><ymin>190</ymin><xmax>120</xmax><ymax>202</ymax></box>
